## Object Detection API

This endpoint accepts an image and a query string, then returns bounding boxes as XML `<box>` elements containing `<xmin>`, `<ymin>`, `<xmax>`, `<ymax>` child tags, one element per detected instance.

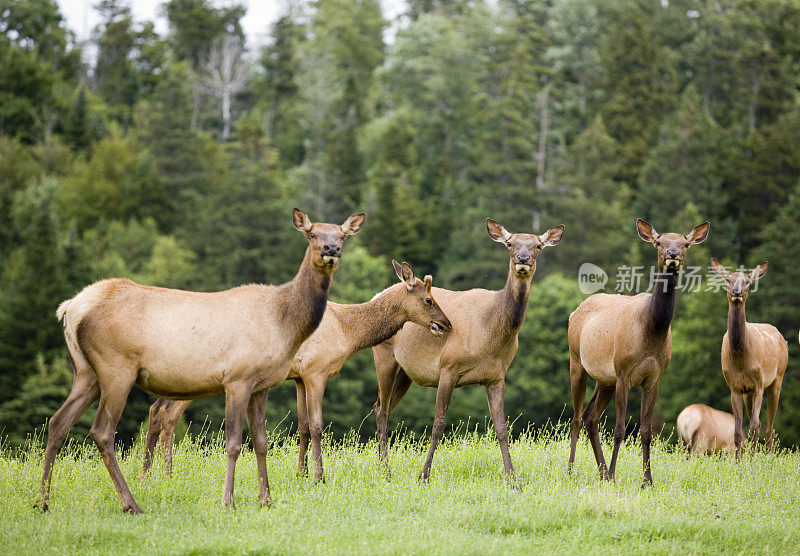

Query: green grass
<box><xmin>2</xmin><ymin>426</ymin><xmax>799</xmax><ymax>554</ymax></box>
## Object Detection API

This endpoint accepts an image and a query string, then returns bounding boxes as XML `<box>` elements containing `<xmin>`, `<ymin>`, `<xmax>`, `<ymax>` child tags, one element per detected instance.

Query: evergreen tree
<box><xmin>750</xmin><ymin>180</ymin><xmax>800</xmax><ymax>446</ymax></box>
<box><xmin>0</xmin><ymin>178</ymin><xmax>71</xmax><ymax>404</ymax></box>
<box><xmin>637</xmin><ymin>87</ymin><xmax>738</xmax><ymax>257</ymax></box>
<box><xmin>599</xmin><ymin>7</ymin><xmax>677</xmax><ymax>184</ymax></box>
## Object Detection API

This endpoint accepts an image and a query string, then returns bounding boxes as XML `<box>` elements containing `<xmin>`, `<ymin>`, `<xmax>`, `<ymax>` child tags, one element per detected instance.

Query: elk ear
<box><xmin>400</xmin><ymin>262</ymin><xmax>415</xmax><ymax>289</ymax></box>
<box><xmin>342</xmin><ymin>213</ymin><xmax>366</xmax><ymax>235</ymax></box>
<box><xmin>710</xmin><ymin>258</ymin><xmax>728</xmax><ymax>279</ymax></box>
<box><xmin>687</xmin><ymin>221</ymin><xmax>710</xmax><ymax>244</ymax></box>
<box><xmin>293</xmin><ymin>208</ymin><xmax>312</xmax><ymax>233</ymax></box>
<box><xmin>750</xmin><ymin>261</ymin><xmax>768</xmax><ymax>281</ymax></box>
<box><xmin>424</xmin><ymin>274</ymin><xmax>433</xmax><ymax>291</ymax></box>
<box><xmin>540</xmin><ymin>224</ymin><xmax>565</xmax><ymax>247</ymax></box>
<box><xmin>636</xmin><ymin>218</ymin><xmax>658</xmax><ymax>245</ymax></box>
<box><xmin>486</xmin><ymin>218</ymin><xmax>511</xmax><ymax>243</ymax></box>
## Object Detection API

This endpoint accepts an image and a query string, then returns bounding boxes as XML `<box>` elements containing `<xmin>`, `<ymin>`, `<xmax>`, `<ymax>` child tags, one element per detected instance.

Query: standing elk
<box><xmin>676</xmin><ymin>404</ymin><xmax>735</xmax><ymax>455</ymax></box>
<box><xmin>140</xmin><ymin>260</ymin><xmax>452</xmax><ymax>483</ymax></box>
<box><xmin>373</xmin><ymin>218</ymin><xmax>564</xmax><ymax>483</ymax></box>
<box><xmin>36</xmin><ymin>208</ymin><xmax>364</xmax><ymax>514</ymax></box>
<box><xmin>568</xmin><ymin>218</ymin><xmax>709</xmax><ymax>486</ymax></box>
<box><xmin>709</xmin><ymin>259</ymin><xmax>788</xmax><ymax>458</ymax></box>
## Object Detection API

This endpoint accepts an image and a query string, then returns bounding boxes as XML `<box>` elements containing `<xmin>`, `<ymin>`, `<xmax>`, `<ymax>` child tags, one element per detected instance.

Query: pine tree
<box><xmin>599</xmin><ymin>7</ymin><xmax>677</xmax><ymax>184</ymax></box>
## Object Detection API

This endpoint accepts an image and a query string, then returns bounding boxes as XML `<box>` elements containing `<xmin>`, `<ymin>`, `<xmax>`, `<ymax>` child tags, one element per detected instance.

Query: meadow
<box><xmin>1</xmin><ymin>425</ymin><xmax>799</xmax><ymax>555</ymax></box>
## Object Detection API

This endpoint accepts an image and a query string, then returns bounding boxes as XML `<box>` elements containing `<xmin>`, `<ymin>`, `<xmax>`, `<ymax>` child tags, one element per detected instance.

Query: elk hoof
<box><xmin>417</xmin><ymin>472</ymin><xmax>430</xmax><ymax>484</ymax></box>
<box><xmin>34</xmin><ymin>500</ymin><xmax>49</xmax><ymax>512</ymax></box>
<box><xmin>641</xmin><ymin>479</ymin><xmax>653</xmax><ymax>489</ymax></box>
<box><xmin>123</xmin><ymin>503</ymin><xmax>143</xmax><ymax>515</ymax></box>
<box><xmin>259</xmin><ymin>497</ymin><xmax>274</xmax><ymax>509</ymax></box>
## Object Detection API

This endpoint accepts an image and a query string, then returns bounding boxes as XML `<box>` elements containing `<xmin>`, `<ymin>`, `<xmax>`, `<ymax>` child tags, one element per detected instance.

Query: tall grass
<box><xmin>2</xmin><ymin>425</ymin><xmax>799</xmax><ymax>554</ymax></box>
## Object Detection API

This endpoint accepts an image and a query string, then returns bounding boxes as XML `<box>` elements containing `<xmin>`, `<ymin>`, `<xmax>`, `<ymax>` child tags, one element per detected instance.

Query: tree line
<box><xmin>2</xmin><ymin>0</ymin><xmax>800</xmax><ymax>448</ymax></box>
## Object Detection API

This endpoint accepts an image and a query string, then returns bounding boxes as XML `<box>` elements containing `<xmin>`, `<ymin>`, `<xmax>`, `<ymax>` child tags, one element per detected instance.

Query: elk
<box><xmin>373</xmin><ymin>219</ymin><xmax>564</xmax><ymax>483</ymax></box>
<box><xmin>568</xmin><ymin>219</ymin><xmax>709</xmax><ymax>486</ymax></box>
<box><xmin>709</xmin><ymin>259</ymin><xmax>788</xmax><ymax>458</ymax></box>
<box><xmin>35</xmin><ymin>209</ymin><xmax>364</xmax><ymax>514</ymax></box>
<box><xmin>676</xmin><ymin>403</ymin><xmax>735</xmax><ymax>455</ymax></box>
<box><xmin>140</xmin><ymin>260</ymin><xmax>452</xmax><ymax>483</ymax></box>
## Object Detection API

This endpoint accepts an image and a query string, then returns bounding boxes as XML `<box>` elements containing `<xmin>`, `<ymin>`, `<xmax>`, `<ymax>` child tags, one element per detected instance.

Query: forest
<box><xmin>1</xmin><ymin>0</ymin><xmax>800</xmax><ymax>449</ymax></box>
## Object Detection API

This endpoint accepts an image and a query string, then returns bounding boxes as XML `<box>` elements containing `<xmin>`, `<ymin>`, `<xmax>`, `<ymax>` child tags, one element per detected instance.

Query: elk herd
<box><xmin>32</xmin><ymin>209</ymin><xmax>791</xmax><ymax>514</ymax></box>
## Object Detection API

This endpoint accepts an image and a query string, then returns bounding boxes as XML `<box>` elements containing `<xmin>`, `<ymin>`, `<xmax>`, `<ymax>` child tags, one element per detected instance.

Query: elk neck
<box><xmin>727</xmin><ymin>300</ymin><xmax>748</xmax><ymax>353</ymax></box>
<box><xmin>277</xmin><ymin>246</ymin><xmax>331</xmax><ymax>341</ymax></box>
<box><xmin>332</xmin><ymin>284</ymin><xmax>408</xmax><ymax>353</ymax></box>
<box><xmin>646</xmin><ymin>269</ymin><xmax>678</xmax><ymax>335</ymax></box>
<box><xmin>492</xmin><ymin>261</ymin><xmax>532</xmax><ymax>334</ymax></box>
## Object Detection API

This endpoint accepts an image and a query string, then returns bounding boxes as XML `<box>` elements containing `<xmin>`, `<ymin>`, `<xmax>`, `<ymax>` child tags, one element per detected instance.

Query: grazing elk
<box><xmin>373</xmin><ymin>219</ymin><xmax>564</xmax><ymax>483</ymax></box>
<box><xmin>676</xmin><ymin>404</ymin><xmax>735</xmax><ymax>455</ymax></box>
<box><xmin>141</xmin><ymin>261</ymin><xmax>452</xmax><ymax>483</ymax></box>
<box><xmin>36</xmin><ymin>209</ymin><xmax>364</xmax><ymax>514</ymax></box>
<box><xmin>568</xmin><ymin>219</ymin><xmax>709</xmax><ymax>486</ymax></box>
<box><xmin>709</xmin><ymin>259</ymin><xmax>788</xmax><ymax>458</ymax></box>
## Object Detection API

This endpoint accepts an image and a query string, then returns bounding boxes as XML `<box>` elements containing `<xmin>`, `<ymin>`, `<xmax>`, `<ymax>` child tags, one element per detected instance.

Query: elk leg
<box><xmin>584</xmin><ymin>384</ymin><xmax>615</xmax><ymax>477</ymax></box>
<box><xmin>295</xmin><ymin>379</ymin><xmax>310</xmax><ymax>477</ymax></box>
<box><xmin>388</xmin><ymin>367</ymin><xmax>413</xmax><ymax>415</ymax></box>
<box><xmin>748</xmin><ymin>388</ymin><xmax>764</xmax><ymax>453</ymax></box>
<box><xmin>221</xmin><ymin>384</ymin><xmax>251</xmax><ymax>509</ymax></box>
<box><xmin>605</xmin><ymin>380</ymin><xmax>629</xmax><ymax>481</ymax></box>
<box><xmin>731</xmin><ymin>391</ymin><xmax>744</xmax><ymax>461</ymax></box>
<box><xmin>486</xmin><ymin>379</ymin><xmax>516</xmax><ymax>486</ymax></box>
<box><xmin>764</xmin><ymin>378</ymin><xmax>783</xmax><ymax>452</ymax></box>
<box><xmin>373</xmin><ymin>345</ymin><xmax>399</xmax><ymax>462</ymax></box>
<box><xmin>640</xmin><ymin>383</ymin><xmax>659</xmax><ymax>486</ymax></box>
<box><xmin>743</xmin><ymin>393</ymin><xmax>753</xmax><ymax>422</ymax></box>
<box><xmin>159</xmin><ymin>400</ymin><xmax>191</xmax><ymax>476</ymax></box>
<box><xmin>419</xmin><ymin>374</ymin><xmax>457</xmax><ymax>482</ymax></box>
<box><xmin>246</xmin><ymin>389</ymin><xmax>272</xmax><ymax>507</ymax></box>
<box><xmin>90</xmin><ymin>374</ymin><xmax>141</xmax><ymax>514</ymax></box>
<box><xmin>304</xmin><ymin>379</ymin><xmax>327</xmax><ymax>483</ymax></box>
<box><xmin>141</xmin><ymin>399</ymin><xmax>167</xmax><ymax>478</ymax></box>
<box><xmin>568</xmin><ymin>362</ymin><xmax>588</xmax><ymax>473</ymax></box>
<box><xmin>36</xmin><ymin>368</ymin><xmax>99</xmax><ymax>511</ymax></box>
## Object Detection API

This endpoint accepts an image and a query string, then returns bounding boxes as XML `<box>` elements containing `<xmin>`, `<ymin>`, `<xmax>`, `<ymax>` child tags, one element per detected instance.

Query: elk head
<box><xmin>293</xmin><ymin>208</ymin><xmax>365</xmax><ymax>273</ymax></box>
<box><xmin>486</xmin><ymin>219</ymin><xmax>564</xmax><ymax>278</ymax></box>
<box><xmin>710</xmin><ymin>258</ymin><xmax>768</xmax><ymax>304</ymax></box>
<box><xmin>637</xmin><ymin>218</ymin><xmax>709</xmax><ymax>272</ymax></box>
<box><xmin>392</xmin><ymin>260</ymin><xmax>452</xmax><ymax>336</ymax></box>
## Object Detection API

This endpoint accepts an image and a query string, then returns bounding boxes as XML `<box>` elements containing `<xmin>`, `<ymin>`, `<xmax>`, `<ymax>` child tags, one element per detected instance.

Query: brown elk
<box><xmin>35</xmin><ymin>209</ymin><xmax>364</xmax><ymax>514</ymax></box>
<box><xmin>709</xmin><ymin>259</ymin><xmax>788</xmax><ymax>458</ymax></box>
<box><xmin>568</xmin><ymin>219</ymin><xmax>709</xmax><ymax>486</ymax></box>
<box><xmin>676</xmin><ymin>403</ymin><xmax>735</xmax><ymax>455</ymax></box>
<box><xmin>373</xmin><ymin>219</ymin><xmax>564</xmax><ymax>483</ymax></box>
<box><xmin>140</xmin><ymin>261</ymin><xmax>452</xmax><ymax>483</ymax></box>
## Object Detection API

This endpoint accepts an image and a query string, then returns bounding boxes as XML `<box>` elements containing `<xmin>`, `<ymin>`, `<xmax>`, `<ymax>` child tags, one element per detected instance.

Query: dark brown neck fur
<box><xmin>727</xmin><ymin>301</ymin><xmax>747</xmax><ymax>353</ymax></box>
<box><xmin>277</xmin><ymin>246</ymin><xmax>331</xmax><ymax>344</ymax></box>
<box><xmin>331</xmin><ymin>285</ymin><xmax>410</xmax><ymax>353</ymax></box>
<box><xmin>646</xmin><ymin>270</ymin><xmax>677</xmax><ymax>335</ymax></box>
<box><xmin>492</xmin><ymin>262</ymin><xmax>532</xmax><ymax>334</ymax></box>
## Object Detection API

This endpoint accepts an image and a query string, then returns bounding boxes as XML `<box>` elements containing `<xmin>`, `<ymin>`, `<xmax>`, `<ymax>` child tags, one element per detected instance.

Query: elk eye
<box><xmin>425</xmin><ymin>298</ymin><xmax>432</xmax><ymax>305</ymax></box>
<box><xmin>309</xmin><ymin>232</ymin><xmax>316</xmax><ymax>239</ymax></box>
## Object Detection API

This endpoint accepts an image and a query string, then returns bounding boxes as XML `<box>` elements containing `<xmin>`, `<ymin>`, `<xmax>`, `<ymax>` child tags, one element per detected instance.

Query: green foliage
<box><xmin>2</xmin><ymin>0</ymin><xmax>800</xmax><ymax>454</ymax></box>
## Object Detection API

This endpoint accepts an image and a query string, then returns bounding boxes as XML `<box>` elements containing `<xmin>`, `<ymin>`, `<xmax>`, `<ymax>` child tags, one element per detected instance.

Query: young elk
<box><xmin>373</xmin><ymin>219</ymin><xmax>564</xmax><ymax>483</ymax></box>
<box><xmin>36</xmin><ymin>209</ymin><xmax>364</xmax><ymax>514</ymax></box>
<box><xmin>709</xmin><ymin>259</ymin><xmax>788</xmax><ymax>458</ymax></box>
<box><xmin>676</xmin><ymin>403</ymin><xmax>735</xmax><ymax>455</ymax></box>
<box><xmin>141</xmin><ymin>261</ymin><xmax>452</xmax><ymax>483</ymax></box>
<box><xmin>568</xmin><ymin>219</ymin><xmax>709</xmax><ymax>486</ymax></box>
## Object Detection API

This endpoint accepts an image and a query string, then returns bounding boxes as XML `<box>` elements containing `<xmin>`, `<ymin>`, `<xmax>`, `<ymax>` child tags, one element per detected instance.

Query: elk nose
<box><xmin>666</xmin><ymin>249</ymin><xmax>680</xmax><ymax>259</ymax></box>
<box><xmin>516</xmin><ymin>254</ymin><xmax>531</xmax><ymax>264</ymax></box>
<box><xmin>323</xmin><ymin>244</ymin><xmax>341</xmax><ymax>256</ymax></box>
<box><xmin>733</xmin><ymin>289</ymin><xmax>742</xmax><ymax>297</ymax></box>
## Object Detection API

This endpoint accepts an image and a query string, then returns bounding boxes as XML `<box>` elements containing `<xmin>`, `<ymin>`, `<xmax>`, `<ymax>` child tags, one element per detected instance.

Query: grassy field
<box><xmin>1</xmin><ymin>425</ymin><xmax>799</xmax><ymax>555</ymax></box>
